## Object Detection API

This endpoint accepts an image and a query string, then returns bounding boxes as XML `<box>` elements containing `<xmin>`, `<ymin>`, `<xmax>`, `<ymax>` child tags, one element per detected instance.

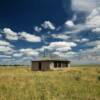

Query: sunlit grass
<box><xmin>0</xmin><ymin>66</ymin><xmax>100</xmax><ymax>100</ymax></box>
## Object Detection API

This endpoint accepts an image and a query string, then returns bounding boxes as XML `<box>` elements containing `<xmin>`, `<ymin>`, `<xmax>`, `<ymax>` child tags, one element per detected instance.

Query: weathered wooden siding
<box><xmin>41</xmin><ymin>62</ymin><xmax>51</xmax><ymax>71</ymax></box>
<box><xmin>31</xmin><ymin>62</ymin><xmax>39</xmax><ymax>71</ymax></box>
<box><xmin>32</xmin><ymin>61</ymin><xmax>70</xmax><ymax>71</ymax></box>
<box><xmin>32</xmin><ymin>61</ymin><xmax>51</xmax><ymax>71</ymax></box>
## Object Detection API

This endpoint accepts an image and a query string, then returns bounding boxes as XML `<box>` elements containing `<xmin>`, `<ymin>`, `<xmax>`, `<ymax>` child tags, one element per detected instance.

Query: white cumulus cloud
<box><xmin>92</xmin><ymin>28</ymin><xmax>100</xmax><ymax>33</ymax></box>
<box><xmin>86</xmin><ymin>7</ymin><xmax>100</xmax><ymax>33</ymax></box>
<box><xmin>49</xmin><ymin>41</ymin><xmax>77</xmax><ymax>49</ymax></box>
<box><xmin>19</xmin><ymin>32</ymin><xmax>41</xmax><ymax>42</ymax></box>
<box><xmin>41</xmin><ymin>21</ymin><xmax>55</xmax><ymax>30</ymax></box>
<box><xmin>3</xmin><ymin>28</ymin><xmax>18</xmax><ymax>40</ymax></box>
<box><xmin>52</xmin><ymin>34</ymin><xmax>70</xmax><ymax>40</ymax></box>
<box><xmin>75</xmin><ymin>38</ymin><xmax>90</xmax><ymax>43</ymax></box>
<box><xmin>39</xmin><ymin>41</ymin><xmax>77</xmax><ymax>53</ymax></box>
<box><xmin>19</xmin><ymin>48</ymin><xmax>39</xmax><ymax>57</ymax></box>
<box><xmin>0</xmin><ymin>40</ymin><xmax>12</xmax><ymax>46</ymax></box>
<box><xmin>34</xmin><ymin>26</ymin><xmax>42</xmax><ymax>32</ymax></box>
<box><xmin>86</xmin><ymin>40</ymin><xmax>100</xmax><ymax>46</ymax></box>
<box><xmin>0</xmin><ymin>40</ymin><xmax>14</xmax><ymax>54</ymax></box>
<box><xmin>0</xmin><ymin>46</ymin><xmax>13</xmax><ymax>53</ymax></box>
<box><xmin>65</xmin><ymin>20</ymin><xmax>75</xmax><ymax>28</ymax></box>
<box><xmin>72</xmin><ymin>0</ymin><xmax>100</xmax><ymax>13</ymax></box>
<box><xmin>13</xmin><ymin>53</ymin><xmax>23</xmax><ymax>57</ymax></box>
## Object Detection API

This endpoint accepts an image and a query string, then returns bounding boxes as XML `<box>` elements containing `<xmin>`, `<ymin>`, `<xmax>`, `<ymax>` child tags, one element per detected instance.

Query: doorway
<box><xmin>54</xmin><ymin>61</ymin><xmax>57</xmax><ymax>68</ymax></box>
<box><xmin>39</xmin><ymin>62</ymin><xmax>42</xmax><ymax>70</ymax></box>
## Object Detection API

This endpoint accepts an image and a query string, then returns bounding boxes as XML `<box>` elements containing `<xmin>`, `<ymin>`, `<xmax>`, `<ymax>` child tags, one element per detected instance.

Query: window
<box><xmin>54</xmin><ymin>61</ymin><xmax>61</xmax><ymax>68</ymax></box>
<box><xmin>54</xmin><ymin>62</ymin><xmax>57</xmax><ymax>68</ymax></box>
<box><xmin>58</xmin><ymin>62</ymin><xmax>61</xmax><ymax>67</ymax></box>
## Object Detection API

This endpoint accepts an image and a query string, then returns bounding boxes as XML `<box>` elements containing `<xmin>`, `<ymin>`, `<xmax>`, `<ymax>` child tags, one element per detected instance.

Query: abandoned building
<box><xmin>32</xmin><ymin>59</ymin><xmax>71</xmax><ymax>71</ymax></box>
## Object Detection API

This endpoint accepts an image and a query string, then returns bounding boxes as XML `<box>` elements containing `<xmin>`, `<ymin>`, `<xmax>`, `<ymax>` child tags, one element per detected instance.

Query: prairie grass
<box><xmin>0</xmin><ymin>66</ymin><xmax>100</xmax><ymax>100</ymax></box>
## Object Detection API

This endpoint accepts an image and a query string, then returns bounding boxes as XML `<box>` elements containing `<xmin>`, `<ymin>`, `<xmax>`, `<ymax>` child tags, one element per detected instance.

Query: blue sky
<box><xmin>0</xmin><ymin>0</ymin><xmax>100</xmax><ymax>65</ymax></box>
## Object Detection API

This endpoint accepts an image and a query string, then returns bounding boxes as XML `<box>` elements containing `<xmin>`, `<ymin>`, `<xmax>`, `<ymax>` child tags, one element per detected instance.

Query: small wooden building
<box><xmin>32</xmin><ymin>59</ymin><xmax>70</xmax><ymax>71</ymax></box>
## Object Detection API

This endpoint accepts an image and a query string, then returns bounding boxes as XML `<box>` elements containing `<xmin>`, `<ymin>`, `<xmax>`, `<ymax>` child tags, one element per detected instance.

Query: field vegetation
<box><xmin>0</xmin><ymin>66</ymin><xmax>100</xmax><ymax>100</ymax></box>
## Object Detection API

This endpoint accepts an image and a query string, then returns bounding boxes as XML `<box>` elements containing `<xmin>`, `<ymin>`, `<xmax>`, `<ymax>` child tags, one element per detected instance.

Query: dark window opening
<box><xmin>54</xmin><ymin>61</ymin><xmax>61</xmax><ymax>68</ymax></box>
<box><xmin>58</xmin><ymin>62</ymin><xmax>61</xmax><ymax>67</ymax></box>
<box><xmin>54</xmin><ymin>62</ymin><xmax>57</xmax><ymax>68</ymax></box>
<box><xmin>39</xmin><ymin>62</ymin><xmax>42</xmax><ymax>70</ymax></box>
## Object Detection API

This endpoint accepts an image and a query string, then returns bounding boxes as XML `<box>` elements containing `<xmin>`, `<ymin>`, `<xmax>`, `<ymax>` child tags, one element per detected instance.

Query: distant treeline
<box><xmin>71</xmin><ymin>64</ymin><xmax>100</xmax><ymax>67</ymax></box>
<box><xmin>0</xmin><ymin>65</ymin><xmax>31</xmax><ymax>67</ymax></box>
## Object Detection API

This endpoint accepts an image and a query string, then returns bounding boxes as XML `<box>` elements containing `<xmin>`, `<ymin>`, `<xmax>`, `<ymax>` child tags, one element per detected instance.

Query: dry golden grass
<box><xmin>0</xmin><ymin>66</ymin><xmax>100</xmax><ymax>100</ymax></box>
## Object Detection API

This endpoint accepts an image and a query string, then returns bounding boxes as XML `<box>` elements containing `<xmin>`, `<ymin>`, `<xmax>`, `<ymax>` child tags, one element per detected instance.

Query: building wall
<box><xmin>68</xmin><ymin>63</ymin><xmax>71</xmax><ymax>67</ymax></box>
<box><xmin>32</xmin><ymin>62</ymin><xmax>39</xmax><ymax>71</ymax></box>
<box><xmin>61</xmin><ymin>63</ymin><xmax>67</xmax><ymax>67</ymax></box>
<box><xmin>49</xmin><ymin>62</ymin><xmax>55</xmax><ymax>69</ymax></box>
<box><xmin>61</xmin><ymin>62</ymin><xmax>70</xmax><ymax>68</ymax></box>
<box><xmin>41</xmin><ymin>62</ymin><xmax>51</xmax><ymax>71</ymax></box>
<box><xmin>32</xmin><ymin>61</ymin><xmax>70</xmax><ymax>71</ymax></box>
<box><xmin>32</xmin><ymin>61</ymin><xmax>52</xmax><ymax>71</ymax></box>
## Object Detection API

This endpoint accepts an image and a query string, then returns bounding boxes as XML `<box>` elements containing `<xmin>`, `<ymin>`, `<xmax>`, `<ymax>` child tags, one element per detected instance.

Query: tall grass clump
<box><xmin>74</xmin><ymin>74</ymin><xmax>81</xmax><ymax>81</ymax></box>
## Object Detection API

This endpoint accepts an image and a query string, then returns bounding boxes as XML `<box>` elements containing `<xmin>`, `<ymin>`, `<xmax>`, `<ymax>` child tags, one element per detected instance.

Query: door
<box><xmin>39</xmin><ymin>62</ymin><xmax>42</xmax><ymax>70</ymax></box>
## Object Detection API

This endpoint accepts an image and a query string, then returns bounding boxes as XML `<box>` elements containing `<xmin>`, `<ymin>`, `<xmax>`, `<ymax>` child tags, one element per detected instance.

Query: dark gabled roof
<box><xmin>32</xmin><ymin>59</ymin><xmax>70</xmax><ymax>62</ymax></box>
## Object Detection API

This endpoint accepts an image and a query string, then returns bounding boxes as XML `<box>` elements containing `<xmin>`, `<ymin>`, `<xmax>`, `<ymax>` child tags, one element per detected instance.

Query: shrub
<box><xmin>74</xmin><ymin>74</ymin><xmax>81</xmax><ymax>81</ymax></box>
<box><xmin>97</xmin><ymin>76</ymin><xmax>100</xmax><ymax>81</ymax></box>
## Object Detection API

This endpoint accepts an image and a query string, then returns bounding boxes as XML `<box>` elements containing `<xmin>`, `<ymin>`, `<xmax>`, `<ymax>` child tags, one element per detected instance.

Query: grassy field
<box><xmin>0</xmin><ymin>66</ymin><xmax>100</xmax><ymax>100</ymax></box>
